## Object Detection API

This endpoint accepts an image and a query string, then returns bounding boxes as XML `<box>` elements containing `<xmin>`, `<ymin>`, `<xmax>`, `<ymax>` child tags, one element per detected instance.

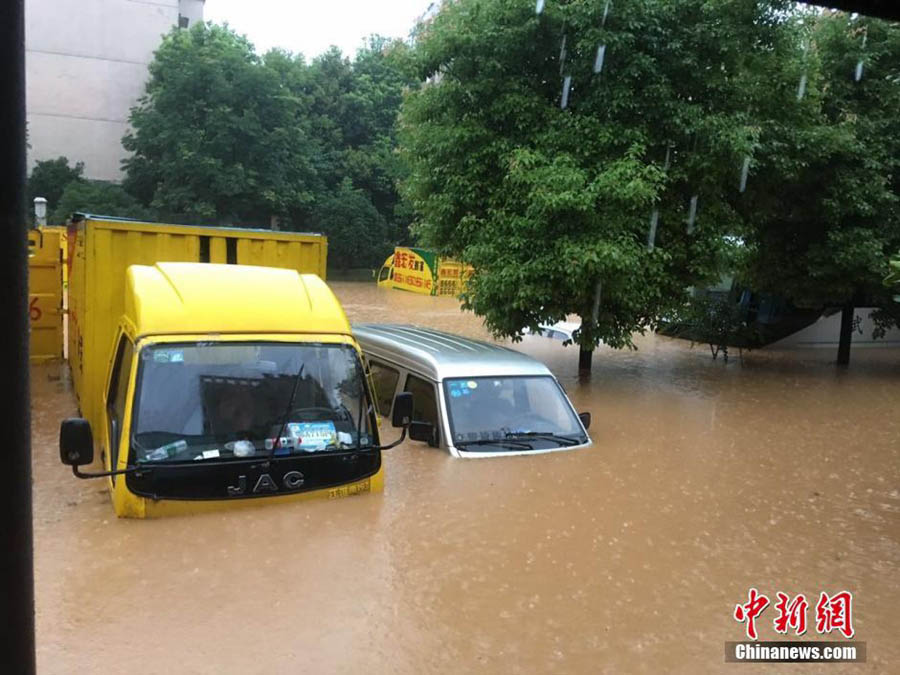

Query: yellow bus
<box><xmin>377</xmin><ymin>246</ymin><xmax>472</xmax><ymax>297</ymax></box>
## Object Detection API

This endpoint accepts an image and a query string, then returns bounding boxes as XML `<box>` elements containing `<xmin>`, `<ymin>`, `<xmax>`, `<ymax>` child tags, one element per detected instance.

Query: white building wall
<box><xmin>179</xmin><ymin>0</ymin><xmax>205</xmax><ymax>25</ymax></box>
<box><xmin>770</xmin><ymin>308</ymin><xmax>900</xmax><ymax>348</ymax></box>
<box><xmin>26</xmin><ymin>0</ymin><xmax>204</xmax><ymax>182</ymax></box>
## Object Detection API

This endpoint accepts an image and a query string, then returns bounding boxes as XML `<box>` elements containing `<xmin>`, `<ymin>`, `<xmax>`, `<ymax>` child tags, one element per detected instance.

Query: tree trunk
<box><xmin>837</xmin><ymin>302</ymin><xmax>854</xmax><ymax>366</ymax></box>
<box><xmin>577</xmin><ymin>281</ymin><xmax>602</xmax><ymax>373</ymax></box>
<box><xmin>579</xmin><ymin>347</ymin><xmax>593</xmax><ymax>372</ymax></box>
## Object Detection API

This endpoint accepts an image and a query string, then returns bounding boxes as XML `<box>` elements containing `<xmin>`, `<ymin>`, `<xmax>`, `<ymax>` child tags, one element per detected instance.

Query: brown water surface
<box><xmin>32</xmin><ymin>282</ymin><xmax>900</xmax><ymax>673</ymax></box>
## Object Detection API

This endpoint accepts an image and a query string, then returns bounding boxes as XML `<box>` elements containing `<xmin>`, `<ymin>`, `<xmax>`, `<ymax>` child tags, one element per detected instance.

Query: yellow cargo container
<box><xmin>59</xmin><ymin>216</ymin><xmax>414</xmax><ymax>518</ymax></box>
<box><xmin>67</xmin><ymin>215</ymin><xmax>327</xmax><ymax>430</ymax></box>
<box><xmin>27</xmin><ymin>227</ymin><xmax>66</xmax><ymax>362</ymax></box>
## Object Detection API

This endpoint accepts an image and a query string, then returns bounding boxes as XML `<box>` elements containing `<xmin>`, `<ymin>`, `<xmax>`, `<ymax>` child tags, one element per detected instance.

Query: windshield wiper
<box><xmin>455</xmin><ymin>438</ymin><xmax>535</xmax><ymax>451</ymax></box>
<box><xmin>504</xmin><ymin>431</ymin><xmax>581</xmax><ymax>447</ymax></box>
<box><xmin>268</xmin><ymin>364</ymin><xmax>304</xmax><ymax>460</ymax></box>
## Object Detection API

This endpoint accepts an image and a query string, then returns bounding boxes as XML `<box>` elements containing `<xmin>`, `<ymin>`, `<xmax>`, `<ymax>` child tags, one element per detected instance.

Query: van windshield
<box><xmin>131</xmin><ymin>342</ymin><xmax>373</xmax><ymax>462</ymax></box>
<box><xmin>443</xmin><ymin>376</ymin><xmax>586</xmax><ymax>451</ymax></box>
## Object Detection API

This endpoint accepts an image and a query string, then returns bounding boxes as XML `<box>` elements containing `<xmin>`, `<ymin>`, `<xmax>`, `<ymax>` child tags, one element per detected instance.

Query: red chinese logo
<box><xmin>815</xmin><ymin>591</ymin><xmax>854</xmax><ymax>639</ymax></box>
<box><xmin>733</xmin><ymin>589</ymin><xmax>855</xmax><ymax>640</ymax></box>
<box><xmin>773</xmin><ymin>592</ymin><xmax>808</xmax><ymax>636</ymax></box>
<box><xmin>734</xmin><ymin>588</ymin><xmax>770</xmax><ymax>640</ymax></box>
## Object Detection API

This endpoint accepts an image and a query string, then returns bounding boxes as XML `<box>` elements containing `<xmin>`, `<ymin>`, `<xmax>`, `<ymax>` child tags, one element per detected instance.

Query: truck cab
<box><xmin>60</xmin><ymin>263</ymin><xmax>411</xmax><ymax>517</ymax></box>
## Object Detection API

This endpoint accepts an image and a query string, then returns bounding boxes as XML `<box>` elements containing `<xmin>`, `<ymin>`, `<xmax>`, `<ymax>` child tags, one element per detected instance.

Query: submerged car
<box><xmin>522</xmin><ymin>320</ymin><xmax>583</xmax><ymax>341</ymax></box>
<box><xmin>353</xmin><ymin>324</ymin><xmax>592</xmax><ymax>458</ymax></box>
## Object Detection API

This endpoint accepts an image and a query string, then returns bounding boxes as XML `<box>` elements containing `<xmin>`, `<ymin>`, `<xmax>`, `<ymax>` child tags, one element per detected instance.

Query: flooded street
<box><xmin>32</xmin><ymin>282</ymin><xmax>900</xmax><ymax>673</ymax></box>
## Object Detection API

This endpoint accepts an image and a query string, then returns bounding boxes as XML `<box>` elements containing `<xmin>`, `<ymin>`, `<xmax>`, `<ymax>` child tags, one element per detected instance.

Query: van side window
<box><xmin>107</xmin><ymin>335</ymin><xmax>134</xmax><ymax>480</ymax></box>
<box><xmin>369</xmin><ymin>360</ymin><xmax>400</xmax><ymax>416</ymax></box>
<box><xmin>404</xmin><ymin>374</ymin><xmax>438</xmax><ymax>428</ymax></box>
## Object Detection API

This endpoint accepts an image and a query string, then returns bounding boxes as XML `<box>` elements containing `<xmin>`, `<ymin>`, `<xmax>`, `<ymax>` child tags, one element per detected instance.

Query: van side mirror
<box><xmin>60</xmin><ymin>418</ymin><xmax>94</xmax><ymax>466</ymax></box>
<box><xmin>409</xmin><ymin>421</ymin><xmax>437</xmax><ymax>446</ymax></box>
<box><xmin>391</xmin><ymin>392</ymin><xmax>413</xmax><ymax>428</ymax></box>
<box><xmin>578</xmin><ymin>412</ymin><xmax>591</xmax><ymax>430</ymax></box>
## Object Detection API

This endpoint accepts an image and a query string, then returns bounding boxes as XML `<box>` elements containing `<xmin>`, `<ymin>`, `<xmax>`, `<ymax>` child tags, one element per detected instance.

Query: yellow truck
<box><xmin>58</xmin><ymin>216</ymin><xmax>414</xmax><ymax>518</ymax></box>
<box><xmin>377</xmin><ymin>246</ymin><xmax>472</xmax><ymax>297</ymax></box>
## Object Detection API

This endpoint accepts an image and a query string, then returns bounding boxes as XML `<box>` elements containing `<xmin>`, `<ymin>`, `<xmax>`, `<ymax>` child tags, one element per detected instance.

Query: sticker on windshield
<box><xmin>152</xmin><ymin>349</ymin><xmax>184</xmax><ymax>363</ymax></box>
<box><xmin>467</xmin><ymin>380</ymin><xmax>478</xmax><ymax>389</ymax></box>
<box><xmin>288</xmin><ymin>422</ymin><xmax>337</xmax><ymax>452</ymax></box>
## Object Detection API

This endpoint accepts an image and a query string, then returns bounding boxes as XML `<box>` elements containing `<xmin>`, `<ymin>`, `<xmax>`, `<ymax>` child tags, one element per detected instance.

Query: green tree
<box><xmin>309</xmin><ymin>178</ymin><xmax>388</xmax><ymax>270</ymax></box>
<box><xmin>887</xmin><ymin>254</ymin><xmax>900</xmax><ymax>290</ymax></box>
<box><xmin>302</xmin><ymin>38</ymin><xmax>420</xmax><ymax>247</ymax></box>
<box><xmin>400</xmin><ymin>0</ymin><xmax>803</xmax><ymax>370</ymax></box>
<box><xmin>26</xmin><ymin>157</ymin><xmax>84</xmax><ymax>222</ymax></box>
<box><xmin>668</xmin><ymin>291</ymin><xmax>759</xmax><ymax>362</ymax></box>
<box><xmin>123</xmin><ymin>24</ymin><xmax>418</xmax><ymax>267</ymax></box>
<box><xmin>51</xmin><ymin>180</ymin><xmax>151</xmax><ymax>224</ymax></box>
<box><xmin>123</xmin><ymin>23</ymin><xmax>318</xmax><ymax>227</ymax></box>
<box><xmin>738</xmin><ymin>11</ymin><xmax>900</xmax><ymax>365</ymax></box>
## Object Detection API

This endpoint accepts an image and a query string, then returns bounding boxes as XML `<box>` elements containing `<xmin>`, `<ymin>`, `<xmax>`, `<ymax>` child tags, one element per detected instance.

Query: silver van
<box><xmin>353</xmin><ymin>324</ymin><xmax>592</xmax><ymax>458</ymax></box>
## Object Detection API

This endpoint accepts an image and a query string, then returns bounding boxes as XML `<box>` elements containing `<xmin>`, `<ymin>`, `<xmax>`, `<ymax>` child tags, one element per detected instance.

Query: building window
<box><xmin>178</xmin><ymin>15</ymin><xmax>189</xmax><ymax>29</ymax></box>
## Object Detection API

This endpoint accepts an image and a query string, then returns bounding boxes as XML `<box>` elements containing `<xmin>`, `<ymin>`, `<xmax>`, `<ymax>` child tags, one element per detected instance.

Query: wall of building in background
<box><xmin>179</xmin><ymin>0</ymin><xmax>204</xmax><ymax>25</ymax></box>
<box><xmin>771</xmin><ymin>308</ymin><xmax>900</xmax><ymax>349</ymax></box>
<box><xmin>26</xmin><ymin>0</ymin><xmax>204</xmax><ymax>181</ymax></box>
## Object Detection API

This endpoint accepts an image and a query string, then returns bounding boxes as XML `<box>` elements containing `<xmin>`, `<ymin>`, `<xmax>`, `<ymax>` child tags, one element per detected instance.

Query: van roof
<box><xmin>352</xmin><ymin>324</ymin><xmax>552</xmax><ymax>381</ymax></box>
<box><xmin>125</xmin><ymin>263</ymin><xmax>350</xmax><ymax>337</ymax></box>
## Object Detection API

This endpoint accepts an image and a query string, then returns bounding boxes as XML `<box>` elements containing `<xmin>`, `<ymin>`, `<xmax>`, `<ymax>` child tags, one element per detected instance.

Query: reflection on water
<box><xmin>33</xmin><ymin>282</ymin><xmax>900</xmax><ymax>673</ymax></box>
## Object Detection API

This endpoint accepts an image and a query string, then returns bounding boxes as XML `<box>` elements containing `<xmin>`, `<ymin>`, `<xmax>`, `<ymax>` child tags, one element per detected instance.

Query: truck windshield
<box><xmin>444</xmin><ymin>376</ymin><xmax>587</xmax><ymax>451</ymax></box>
<box><xmin>131</xmin><ymin>342</ymin><xmax>373</xmax><ymax>462</ymax></box>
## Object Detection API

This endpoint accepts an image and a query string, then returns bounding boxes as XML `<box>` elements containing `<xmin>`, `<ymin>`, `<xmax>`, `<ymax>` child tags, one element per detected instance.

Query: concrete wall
<box><xmin>26</xmin><ymin>0</ymin><xmax>204</xmax><ymax>182</ymax></box>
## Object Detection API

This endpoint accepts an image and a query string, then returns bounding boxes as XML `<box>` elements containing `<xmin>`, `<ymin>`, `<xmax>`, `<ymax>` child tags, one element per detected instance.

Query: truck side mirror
<box><xmin>59</xmin><ymin>418</ymin><xmax>94</xmax><ymax>466</ymax></box>
<box><xmin>578</xmin><ymin>412</ymin><xmax>592</xmax><ymax>430</ymax></box>
<box><xmin>391</xmin><ymin>392</ymin><xmax>413</xmax><ymax>428</ymax></box>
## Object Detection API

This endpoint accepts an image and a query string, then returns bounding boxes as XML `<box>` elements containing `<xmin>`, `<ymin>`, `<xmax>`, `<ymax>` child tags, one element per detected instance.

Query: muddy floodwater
<box><xmin>32</xmin><ymin>283</ymin><xmax>900</xmax><ymax>673</ymax></box>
